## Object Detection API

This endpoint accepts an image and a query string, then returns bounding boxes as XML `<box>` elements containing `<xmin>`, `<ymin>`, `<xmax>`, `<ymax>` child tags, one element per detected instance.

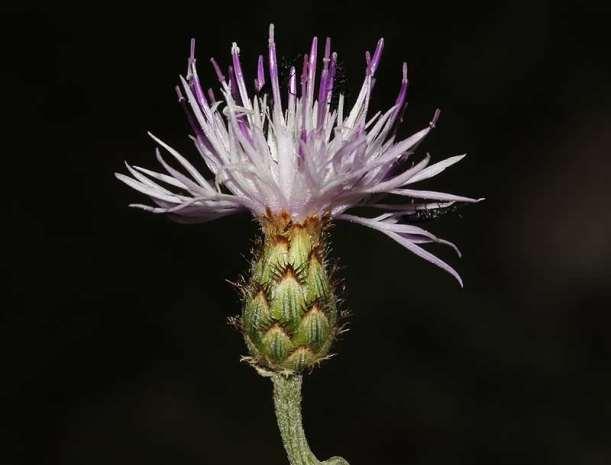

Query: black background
<box><xmin>3</xmin><ymin>3</ymin><xmax>611</xmax><ymax>465</ymax></box>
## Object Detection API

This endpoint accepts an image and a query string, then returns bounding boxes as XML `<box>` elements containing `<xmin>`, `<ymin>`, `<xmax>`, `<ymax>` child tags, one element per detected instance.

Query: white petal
<box><xmin>391</xmin><ymin>189</ymin><xmax>484</xmax><ymax>203</ymax></box>
<box><xmin>404</xmin><ymin>154</ymin><xmax>466</xmax><ymax>185</ymax></box>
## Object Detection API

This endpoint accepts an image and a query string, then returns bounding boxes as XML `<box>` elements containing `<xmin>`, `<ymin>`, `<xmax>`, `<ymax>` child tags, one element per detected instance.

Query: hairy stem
<box><xmin>271</xmin><ymin>375</ymin><xmax>349</xmax><ymax>465</ymax></box>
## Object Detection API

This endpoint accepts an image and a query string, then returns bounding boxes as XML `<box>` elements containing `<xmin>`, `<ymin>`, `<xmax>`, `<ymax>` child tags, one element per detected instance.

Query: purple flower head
<box><xmin>116</xmin><ymin>25</ymin><xmax>482</xmax><ymax>285</ymax></box>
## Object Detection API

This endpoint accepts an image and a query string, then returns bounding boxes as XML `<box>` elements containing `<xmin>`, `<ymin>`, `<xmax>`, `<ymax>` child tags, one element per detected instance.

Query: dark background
<box><xmin>3</xmin><ymin>3</ymin><xmax>611</xmax><ymax>464</ymax></box>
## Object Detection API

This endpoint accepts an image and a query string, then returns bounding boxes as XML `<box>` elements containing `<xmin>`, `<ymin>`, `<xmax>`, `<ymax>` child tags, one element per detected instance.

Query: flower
<box><xmin>116</xmin><ymin>24</ymin><xmax>482</xmax><ymax>286</ymax></box>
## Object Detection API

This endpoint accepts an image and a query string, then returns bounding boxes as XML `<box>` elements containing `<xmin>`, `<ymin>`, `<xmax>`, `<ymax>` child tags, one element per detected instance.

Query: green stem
<box><xmin>271</xmin><ymin>375</ymin><xmax>349</xmax><ymax>465</ymax></box>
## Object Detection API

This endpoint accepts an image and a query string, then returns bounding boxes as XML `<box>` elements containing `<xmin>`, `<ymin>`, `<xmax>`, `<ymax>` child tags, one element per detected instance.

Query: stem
<box><xmin>271</xmin><ymin>374</ymin><xmax>349</xmax><ymax>465</ymax></box>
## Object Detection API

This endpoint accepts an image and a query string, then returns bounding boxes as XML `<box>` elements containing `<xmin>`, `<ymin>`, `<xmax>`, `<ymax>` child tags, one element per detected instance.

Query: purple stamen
<box><xmin>186</xmin><ymin>39</ymin><xmax>209</xmax><ymax>110</ymax></box>
<box><xmin>389</xmin><ymin>62</ymin><xmax>409</xmax><ymax>132</ymax></box>
<box><xmin>268</xmin><ymin>24</ymin><xmax>283</xmax><ymax>116</ymax></box>
<box><xmin>317</xmin><ymin>38</ymin><xmax>331</xmax><ymax>100</ymax></box>
<box><xmin>300</xmin><ymin>54</ymin><xmax>309</xmax><ymax>131</ymax></box>
<box><xmin>323</xmin><ymin>37</ymin><xmax>331</xmax><ymax>62</ymax></box>
<box><xmin>188</xmin><ymin>38</ymin><xmax>196</xmax><ymax>70</ymax></box>
<box><xmin>317</xmin><ymin>69</ymin><xmax>329</xmax><ymax>128</ymax></box>
<box><xmin>210</xmin><ymin>57</ymin><xmax>226</xmax><ymax>84</ymax></box>
<box><xmin>188</xmin><ymin>66</ymin><xmax>208</xmax><ymax>108</ymax></box>
<box><xmin>306</xmin><ymin>36</ymin><xmax>318</xmax><ymax>108</ymax></box>
<box><xmin>394</xmin><ymin>63</ymin><xmax>409</xmax><ymax>110</ymax></box>
<box><xmin>288</xmin><ymin>65</ymin><xmax>297</xmax><ymax>111</ymax></box>
<box><xmin>300</xmin><ymin>54</ymin><xmax>309</xmax><ymax>100</ymax></box>
<box><xmin>208</xmin><ymin>88</ymin><xmax>217</xmax><ymax>104</ymax></box>
<box><xmin>326</xmin><ymin>52</ymin><xmax>337</xmax><ymax>103</ymax></box>
<box><xmin>190</xmin><ymin>74</ymin><xmax>209</xmax><ymax>111</ymax></box>
<box><xmin>231</xmin><ymin>43</ymin><xmax>252</xmax><ymax>108</ymax></box>
<box><xmin>370</xmin><ymin>38</ymin><xmax>384</xmax><ymax>75</ymax></box>
<box><xmin>175</xmin><ymin>85</ymin><xmax>211</xmax><ymax>151</ymax></box>
<box><xmin>227</xmin><ymin>65</ymin><xmax>238</xmax><ymax>99</ymax></box>
<box><xmin>255</xmin><ymin>55</ymin><xmax>265</xmax><ymax>92</ymax></box>
<box><xmin>316</xmin><ymin>38</ymin><xmax>332</xmax><ymax>128</ymax></box>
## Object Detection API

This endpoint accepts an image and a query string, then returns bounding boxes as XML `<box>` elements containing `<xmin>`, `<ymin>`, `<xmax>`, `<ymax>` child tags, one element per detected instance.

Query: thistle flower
<box><xmin>116</xmin><ymin>24</ymin><xmax>481</xmax><ymax>465</ymax></box>
<box><xmin>116</xmin><ymin>25</ymin><xmax>480</xmax><ymax>373</ymax></box>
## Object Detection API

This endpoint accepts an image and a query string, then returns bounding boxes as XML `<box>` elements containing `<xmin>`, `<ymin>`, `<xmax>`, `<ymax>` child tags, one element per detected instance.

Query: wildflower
<box><xmin>116</xmin><ymin>24</ymin><xmax>482</xmax><ymax>465</ymax></box>
<box><xmin>116</xmin><ymin>25</ymin><xmax>481</xmax><ymax>374</ymax></box>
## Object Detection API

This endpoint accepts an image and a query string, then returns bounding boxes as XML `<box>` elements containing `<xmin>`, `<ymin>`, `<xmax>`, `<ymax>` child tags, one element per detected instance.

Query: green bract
<box><xmin>242</xmin><ymin>214</ymin><xmax>338</xmax><ymax>373</ymax></box>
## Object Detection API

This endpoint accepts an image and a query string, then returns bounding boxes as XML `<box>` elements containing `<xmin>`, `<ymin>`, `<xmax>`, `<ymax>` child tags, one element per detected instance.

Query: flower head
<box><xmin>116</xmin><ymin>24</ymin><xmax>482</xmax><ymax>285</ymax></box>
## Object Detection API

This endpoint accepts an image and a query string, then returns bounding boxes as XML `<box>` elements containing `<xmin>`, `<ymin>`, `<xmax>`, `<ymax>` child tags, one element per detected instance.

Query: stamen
<box><xmin>255</xmin><ymin>54</ymin><xmax>265</xmax><ymax>92</ymax></box>
<box><xmin>210</xmin><ymin>57</ymin><xmax>226</xmax><ymax>83</ymax></box>
<box><xmin>268</xmin><ymin>24</ymin><xmax>283</xmax><ymax>118</ymax></box>
<box><xmin>370</xmin><ymin>38</ymin><xmax>384</xmax><ymax>75</ymax></box>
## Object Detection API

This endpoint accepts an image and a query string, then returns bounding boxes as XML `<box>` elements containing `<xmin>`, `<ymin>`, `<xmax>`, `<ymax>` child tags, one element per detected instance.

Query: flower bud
<box><xmin>241</xmin><ymin>214</ymin><xmax>338</xmax><ymax>373</ymax></box>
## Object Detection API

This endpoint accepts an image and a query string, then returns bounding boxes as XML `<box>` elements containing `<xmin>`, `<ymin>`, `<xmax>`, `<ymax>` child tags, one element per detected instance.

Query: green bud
<box><xmin>262</xmin><ymin>325</ymin><xmax>293</xmax><ymax>362</ymax></box>
<box><xmin>241</xmin><ymin>214</ymin><xmax>339</xmax><ymax>374</ymax></box>
<box><xmin>294</xmin><ymin>305</ymin><xmax>331</xmax><ymax>350</ymax></box>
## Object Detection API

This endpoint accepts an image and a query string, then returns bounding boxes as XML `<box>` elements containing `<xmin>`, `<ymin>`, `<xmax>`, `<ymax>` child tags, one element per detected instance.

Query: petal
<box><xmin>391</xmin><ymin>189</ymin><xmax>484</xmax><ymax>203</ymax></box>
<box><xmin>404</xmin><ymin>154</ymin><xmax>467</xmax><ymax>185</ymax></box>
<box><xmin>338</xmin><ymin>213</ymin><xmax>463</xmax><ymax>286</ymax></box>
